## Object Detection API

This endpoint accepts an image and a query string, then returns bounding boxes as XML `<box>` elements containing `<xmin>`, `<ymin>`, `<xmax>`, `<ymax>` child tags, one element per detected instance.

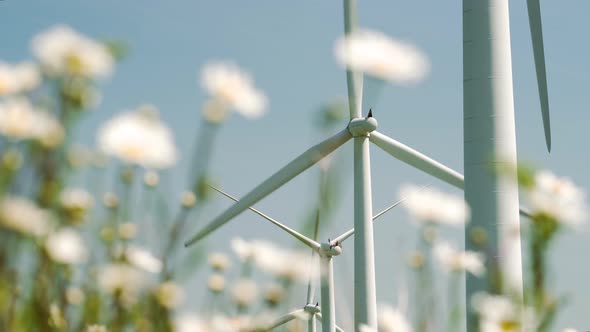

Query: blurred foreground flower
<box><xmin>231</xmin><ymin>237</ymin><xmax>313</xmax><ymax>283</ymax></box>
<box><xmin>528</xmin><ymin>170</ymin><xmax>587</xmax><ymax>226</ymax></box>
<box><xmin>399</xmin><ymin>185</ymin><xmax>469</xmax><ymax>225</ymax></box>
<box><xmin>335</xmin><ymin>29</ymin><xmax>429</xmax><ymax>83</ymax></box>
<box><xmin>471</xmin><ymin>292</ymin><xmax>532</xmax><ymax>332</ymax></box>
<box><xmin>0</xmin><ymin>196</ymin><xmax>51</xmax><ymax>237</ymax></box>
<box><xmin>59</xmin><ymin>187</ymin><xmax>94</xmax><ymax>221</ymax></box>
<box><xmin>433</xmin><ymin>241</ymin><xmax>484</xmax><ymax>276</ymax></box>
<box><xmin>377</xmin><ymin>304</ymin><xmax>413</xmax><ymax>332</ymax></box>
<box><xmin>0</xmin><ymin>97</ymin><xmax>64</xmax><ymax>148</ymax></box>
<box><xmin>97</xmin><ymin>105</ymin><xmax>178</xmax><ymax>169</ymax></box>
<box><xmin>45</xmin><ymin>228</ymin><xmax>88</xmax><ymax>264</ymax></box>
<box><xmin>97</xmin><ymin>263</ymin><xmax>149</xmax><ymax>303</ymax></box>
<box><xmin>32</xmin><ymin>25</ymin><xmax>114</xmax><ymax>79</ymax></box>
<box><xmin>201</xmin><ymin>61</ymin><xmax>267</xmax><ymax>120</ymax></box>
<box><xmin>125</xmin><ymin>245</ymin><xmax>163</xmax><ymax>273</ymax></box>
<box><xmin>0</xmin><ymin>61</ymin><xmax>40</xmax><ymax>95</ymax></box>
<box><xmin>231</xmin><ymin>278</ymin><xmax>258</xmax><ymax>309</ymax></box>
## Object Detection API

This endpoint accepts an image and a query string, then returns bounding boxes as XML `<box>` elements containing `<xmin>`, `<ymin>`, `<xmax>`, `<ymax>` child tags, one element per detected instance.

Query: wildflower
<box><xmin>0</xmin><ymin>97</ymin><xmax>64</xmax><ymax>147</ymax></box>
<box><xmin>334</xmin><ymin>29</ymin><xmax>429</xmax><ymax>83</ymax></box>
<box><xmin>359</xmin><ymin>325</ymin><xmax>377</xmax><ymax>332</ymax></box>
<box><xmin>143</xmin><ymin>170</ymin><xmax>159</xmax><ymax>187</ymax></box>
<box><xmin>471</xmin><ymin>292</ymin><xmax>523</xmax><ymax>332</ymax></box>
<box><xmin>97</xmin><ymin>105</ymin><xmax>178</xmax><ymax>169</ymax></box>
<box><xmin>125</xmin><ymin>246</ymin><xmax>162</xmax><ymax>273</ymax></box>
<box><xmin>67</xmin><ymin>145</ymin><xmax>93</xmax><ymax>169</ymax></box>
<box><xmin>231</xmin><ymin>278</ymin><xmax>258</xmax><ymax>309</ymax></box>
<box><xmin>201</xmin><ymin>98</ymin><xmax>230</xmax><ymax>124</ymax></box>
<box><xmin>208</xmin><ymin>252</ymin><xmax>231</xmax><ymax>272</ymax></box>
<box><xmin>174</xmin><ymin>314</ymin><xmax>209</xmax><ymax>332</ymax></box>
<box><xmin>97</xmin><ymin>263</ymin><xmax>148</xmax><ymax>302</ymax></box>
<box><xmin>231</xmin><ymin>237</ymin><xmax>257</xmax><ymax>262</ymax></box>
<box><xmin>377</xmin><ymin>304</ymin><xmax>413</xmax><ymax>332</ymax></box>
<box><xmin>118</xmin><ymin>222</ymin><xmax>137</xmax><ymax>240</ymax></box>
<box><xmin>59</xmin><ymin>187</ymin><xmax>94</xmax><ymax>221</ymax></box>
<box><xmin>399</xmin><ymin>184</ymin><xmax>469</xmax><ymax>225</ymax></box>
<box><xmin>45</xmin><ymin>228</ymin><xmax>88</xmax><ymax>264</ymax></box>
<box><xmin>155</xmin><ymin>281</ymin><xmax>184</xmax><ymax>309</ymax></box>
<box><xmin>0</xmin><ymin>196</ymin><xmax>51</xmax><ymax>237</ymax></box>
<box><xmin>201</xmin><ymin>61</ymin><xmax>267</xmax><ymax>118</ymax></box>
<box><xmin>263</xmin><ymin>283</ymin><xmax>285</xmax><ymax>307</ymax></box>
<box><xmin>65</xmin><ymin>286</ymin><xmax>85</xmax><ymax>305</ymax></box>
<box><xmin>49</xmin><ymin>303</ymin><xmax>66</xmax><ymax>329</ymax></box>
<box><xmin>528</xmin><ymin>170</ymin><xmax>587</xmax><ymax>226</ymax></box>
<box><xmin>180</xmin><ymin>191</ymin><xmax>197</xmax><ymax>208</ymax></box>
<box><xmin>207</xmin><ymin>274</ymin><xmax>226</xmax><ymax>293</ymax></box>
<box><xmin>0</xmin><ymin>61</ymin><xmax>40</xmax><ymax>95</ymax></box>
<box><xmin>86</xmin><ymin>325</ymin><xmax>107</xmax><ymax>332</ymax></box>
<box><xmin>32</xmin><ymin>25</ymin><xmax>114</xmax><ymax>79</ymax></box>
<box><xmin>255</xmin><ymin>245</ymin><xmax>311</xmax><ymax>283</ymax></box>
<box><xmin>102</xmin><ymin>192</ymin><xmax>119</xmax><ymax>209</ymax></box>
<box><xmin>433</xmin><ymin>242</ymin><xmax>485</xmax><ymax>276</ymax></box>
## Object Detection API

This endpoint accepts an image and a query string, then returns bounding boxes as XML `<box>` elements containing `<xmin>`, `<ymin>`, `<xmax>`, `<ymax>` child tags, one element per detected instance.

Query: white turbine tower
<box><xmin>463</xmin><ymin>0</ymin><xmax>552</xmax><ymax>306</ymax></box>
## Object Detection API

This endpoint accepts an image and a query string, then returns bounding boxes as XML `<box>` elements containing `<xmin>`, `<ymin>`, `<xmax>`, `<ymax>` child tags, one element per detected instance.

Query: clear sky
<box><xmin>2</xmin><ymin>1</ymin><xmax>589</xmax><ymax>330</ymax></box>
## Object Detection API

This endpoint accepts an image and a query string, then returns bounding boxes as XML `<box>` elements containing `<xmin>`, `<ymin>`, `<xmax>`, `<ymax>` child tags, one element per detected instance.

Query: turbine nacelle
<box><xmin>320</xmin><ymin>241</ymin><xmax>342</xmax><ymax>257</ymax></box>
<box><xmin>348</xmin><ymin>116</ymin><xmax>378</xmax><ymax>137</ymax></box>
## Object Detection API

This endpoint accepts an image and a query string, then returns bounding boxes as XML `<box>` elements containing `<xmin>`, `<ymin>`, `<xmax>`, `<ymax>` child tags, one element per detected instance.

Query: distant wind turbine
<box><xmin>210</xmin><ymin>185</ymin><xmax>406</xmax><ymax>332</ymax></box>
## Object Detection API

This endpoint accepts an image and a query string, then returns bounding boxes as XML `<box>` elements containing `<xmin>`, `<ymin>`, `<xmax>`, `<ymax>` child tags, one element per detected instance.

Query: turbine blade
<box><xmin>267</xmin><ymin>309</ymin><xmax>307</xmax><ymax>329</ymax></box>
<box><xmin>209</xmin><ymin>186</ymin><xmax>320</xmax><ymax>250</ymax></box>
<box><xmin>314</xmin><ymin>313</ymin><xmax>345</xmax><ymax>332</ymax></box>
<box><xmin>370</xmin><ymin>131</ymin><xmax>464</xmax><ymax>189</ymax></box>
<box><xmin>343</xmin><ymin>0</ymin><xmax>363</xmax><ymax>119</ymax></box>
<box><xmin>527</xmin><ymin>0</ymin><xmax>552</xmax><ymax>152</ymax></box>
<box><xmin>185</xmin><ymin>128</ymin><xmax>352</xmax><ymax>247</ymax></box>
<box><xmin>306</xmin><ymin>209</ymin><xmax>321</xmax><ymax>304</ymax></box>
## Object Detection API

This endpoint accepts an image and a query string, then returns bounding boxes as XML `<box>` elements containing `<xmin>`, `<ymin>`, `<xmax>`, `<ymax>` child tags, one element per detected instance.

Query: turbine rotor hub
<box><xmin>348</xmin><ymin>117</ymin><xmax>378</xmax><ymax>137</ymax></box>
<box><xmin>304</xmin><ymin>304</ymin><xmax>321</xmax><ymax>314</ymax></box>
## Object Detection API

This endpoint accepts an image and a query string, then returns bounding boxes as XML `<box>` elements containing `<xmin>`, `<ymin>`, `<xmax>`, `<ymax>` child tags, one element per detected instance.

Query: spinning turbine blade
<box><xmin>306</xmin><ymin>209</ymin><xmax>321</xmax><ymax>304</ymax></box>
<box><xmin>209</xmin><ymin>186</ymin><xmax>320</xmax><ymax>250</ymax></box>
<box><xmin>185</xmin><ymin>129</ymin><xmax>352</xmax><ymax>247</ymax></box>
<box><xmin>267</xmin><ymin>309</ymin><xmax>307</xmax><ymax>329</ymax></box>
<box><xmin>370</xmin><ymin>131</ymin><xmax>464</xmax><ymax>189</ymax></box>
<box><xmin>370</xmin><ymin>133</ymin><xmax>533</xmax><ymax>218</ymax></box>
<box><xmin>314</xmin><ymin>314</ymin><xmax>345</xmax><ymax>332</ymax></box>
<box><xmin>334</xmin><ymin>185</ymin><xmax>429</xmax><ymax>244</ymax></box>
<box><xmin>526</xmin><ymin>0</ymin><xmax>552</xmax><ymax>152</ymax></box>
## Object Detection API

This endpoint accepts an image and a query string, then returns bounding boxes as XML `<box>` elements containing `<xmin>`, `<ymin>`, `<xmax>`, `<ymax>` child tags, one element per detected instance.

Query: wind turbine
<box><xmin>209</xmin><ymin>186</ymin><xmax>406</xmax><ymax>332</ymax></box>
<box><xmin>462</xmin><ymin>0</ymin><xmax>552</xmax><ymax>306</ymax></box>
<box><xmin>185</xmin><ymin>1</ymin><xmax>538</xmax><ymax>330</ymax></box>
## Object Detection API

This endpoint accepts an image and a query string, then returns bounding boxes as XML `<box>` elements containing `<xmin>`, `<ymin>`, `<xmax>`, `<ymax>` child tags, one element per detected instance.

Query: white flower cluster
<box><xmin>231</xmin><ymin>237</ymin><xmax>313</xmax><ymax>283</ymax></box>
<box><xmin>32</xmin><ymin>25</ymin><xmax>114</xmax><ymax>79</ymax></box>
<box><xmin>433</xmin><ymin>241</ymin><xmax>485</xmax><ymax>276</ymax></box>
<box><xmin>359</xmin><ymin>304</ymin><xmax>413</xmax><ymax>332</ymax></box>
<box><xmin>0</xmin><ymin>62</ymin><xmax>40</xmax><ymax>96</ymax></box>
<box><xmin>0</xmin><ymin>98</ymin><xmax>64</xmax><ymax>148</ymax></box>
<box><xmin>200</xmin><ymin>61</ymin><xmax>267</xmax><ymax>122</ymax></box>
<box><xmin>335</xmin><ymin>29</ymin><xmax>429</xmax><ymax>83</ymax></box>
<box><xmin>97</xmin><ymin>105</ymin><xmax>178</xmax><ymax>169</ymax></box>
<box><xmin>0</xmin><ymin>196</ymin><xmax>51</xmax><ymax>237</ymax></box>
<box><xmin>399</xmin><ymin>184</ymin><xmax>469</xmax><ymax>225</ymax></box>
<box><xmin>528</xmin><ymin>170</ymin><xmax>587</xmax><ymax>226</ymax></box>
<box><xmin>471</xmin><ymin>292</ymin><xmax>527</xmax><ymax>332</ymax></box>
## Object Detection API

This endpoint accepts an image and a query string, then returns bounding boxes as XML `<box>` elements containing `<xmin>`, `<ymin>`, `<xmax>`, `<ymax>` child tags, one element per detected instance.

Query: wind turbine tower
<box><xmin>463</xmin><ymin>0</ymin><xmax>551</xmax><ymax>303</ymax></box>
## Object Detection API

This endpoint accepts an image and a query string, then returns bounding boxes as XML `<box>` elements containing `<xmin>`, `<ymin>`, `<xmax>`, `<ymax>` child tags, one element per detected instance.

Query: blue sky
<box><xmin>2</xmin><ymin>1</ymin><xmax>590</xmax><ymax>330</ymax></box>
